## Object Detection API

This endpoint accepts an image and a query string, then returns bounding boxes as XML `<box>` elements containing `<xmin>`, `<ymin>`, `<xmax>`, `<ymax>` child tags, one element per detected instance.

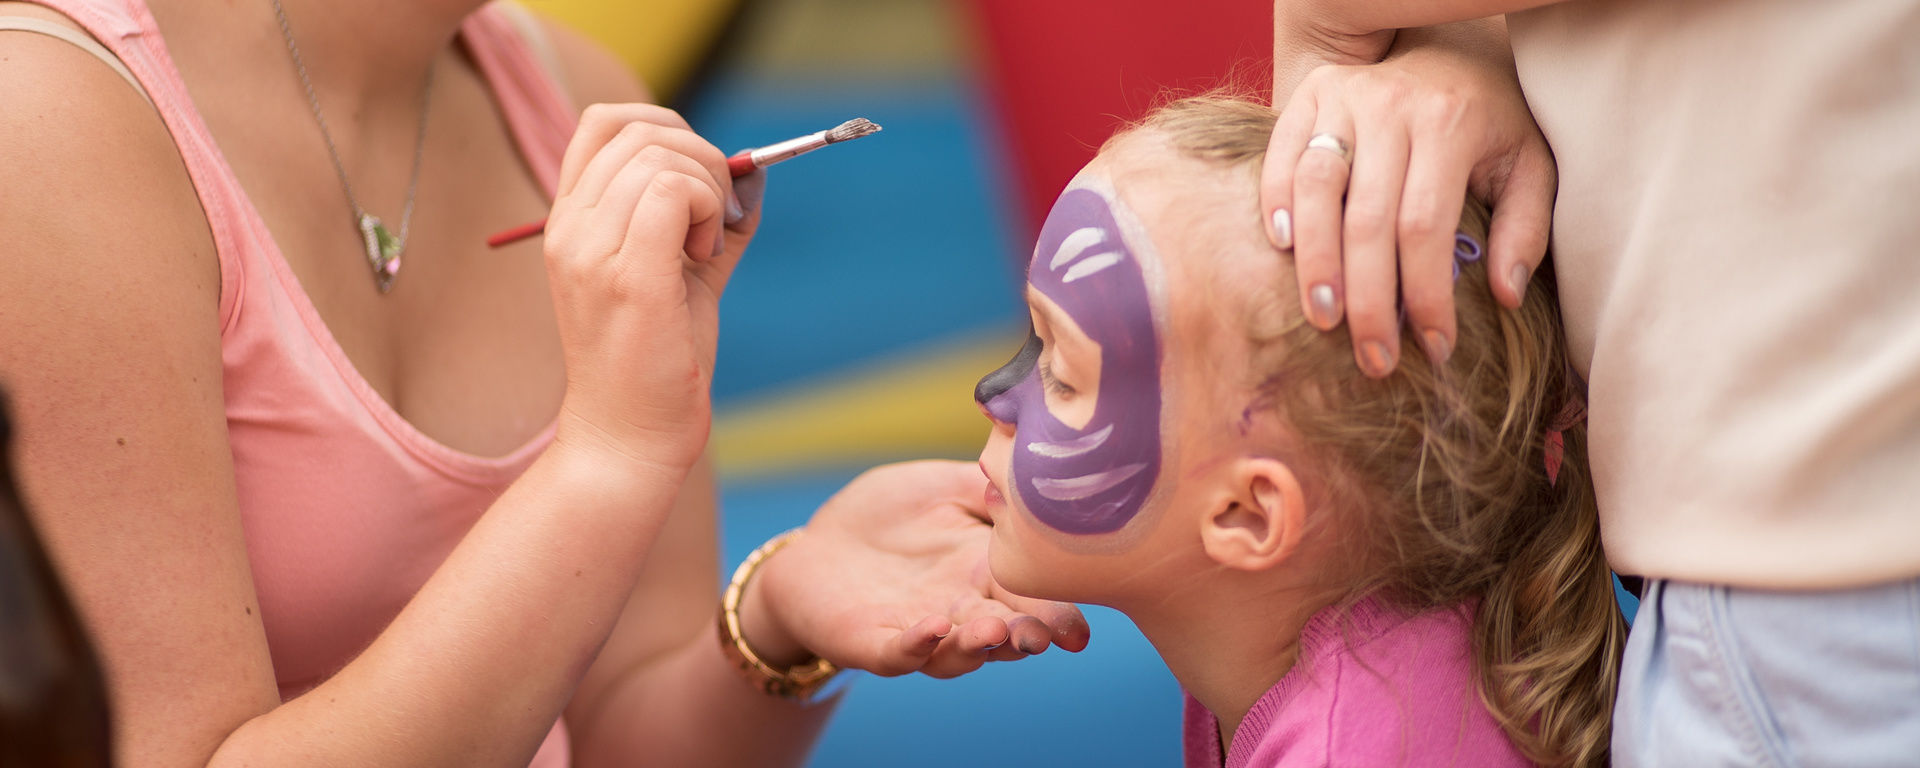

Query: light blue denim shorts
<box><xmin>1613</xmin><ymin>577</ymin><xmax>1920</xmax><ymax>767</ymax></box>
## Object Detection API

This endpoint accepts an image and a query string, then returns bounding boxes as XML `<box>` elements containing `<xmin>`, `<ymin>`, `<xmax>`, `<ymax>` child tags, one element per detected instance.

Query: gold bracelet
<box><xmin>718</xmin><ymin>528</ymin><xmax>839</xmax><ymax>701</ymax></box>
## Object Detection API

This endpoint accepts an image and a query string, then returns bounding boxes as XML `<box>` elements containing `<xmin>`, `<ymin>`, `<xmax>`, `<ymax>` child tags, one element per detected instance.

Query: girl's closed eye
<box><xmin>1026</xmin><ymin>291</ymin><xmax>1102</xmax><ymax>429</ymax></box>
<box><xmin>1038</xmin><ymin>356</ymin><xmax>1078</xmax><ymax>399</ymax></box>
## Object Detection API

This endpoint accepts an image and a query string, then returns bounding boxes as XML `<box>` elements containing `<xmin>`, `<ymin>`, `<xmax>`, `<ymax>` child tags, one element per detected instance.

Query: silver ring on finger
<box><xmin>1305</xmin><ymin>133</ymin><xmax>1353</xmax><ymax>166</ymax></box>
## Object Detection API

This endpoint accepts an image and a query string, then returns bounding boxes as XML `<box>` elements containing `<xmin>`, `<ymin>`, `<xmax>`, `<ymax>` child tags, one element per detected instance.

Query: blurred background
<box><xmin>518</xmin><ymin>0</ymin><xmax>1269</xmax><ymax>764</ymax></box>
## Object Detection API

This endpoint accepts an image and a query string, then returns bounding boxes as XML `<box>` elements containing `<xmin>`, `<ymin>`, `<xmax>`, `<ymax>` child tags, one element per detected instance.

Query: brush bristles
<box><xmin>825</xmin><ymin>118</ymin><xmax>883</xmax><ymax>143</ymax></box>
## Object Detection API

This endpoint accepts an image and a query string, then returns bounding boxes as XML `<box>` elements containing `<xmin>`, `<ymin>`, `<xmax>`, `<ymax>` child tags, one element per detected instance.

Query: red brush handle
<box><xmin>486</xmin><ymin>151</ymin><xmax>760</xmax><ymax>249</ymax></box>
<box><xmin>485</xmin><ymin>220</ymin><xmax>547</xmax><ymax>249</ymax></box>
<box><xmin>726</xmin><ymin>151</ymin><xmax>758</xmax><ymax>177</ymax></box>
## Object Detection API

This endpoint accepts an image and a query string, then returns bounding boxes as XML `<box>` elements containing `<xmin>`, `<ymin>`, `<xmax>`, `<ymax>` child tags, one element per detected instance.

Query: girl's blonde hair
<box><xmin>1123</xmin><ymin>96</ymin><xmax>1624</xmax><ymax>768</ymax></box>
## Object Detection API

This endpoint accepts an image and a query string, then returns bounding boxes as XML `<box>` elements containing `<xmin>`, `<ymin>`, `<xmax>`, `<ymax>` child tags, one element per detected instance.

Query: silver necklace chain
<box><xmin>269</xmin><ymin>0</ymin><xmax>436</xmax><ymax>293</ymax></box>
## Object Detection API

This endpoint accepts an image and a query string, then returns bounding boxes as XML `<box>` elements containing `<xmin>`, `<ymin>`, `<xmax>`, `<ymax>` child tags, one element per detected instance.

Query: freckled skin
<box><xmin>975</xmin><ymin>187</ymin><xmax>1162</xmax><ymax>535</ymax></box>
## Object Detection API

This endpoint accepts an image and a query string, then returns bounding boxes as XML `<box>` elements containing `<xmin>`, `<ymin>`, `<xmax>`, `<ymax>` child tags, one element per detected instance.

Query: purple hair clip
<box><xmin>1451</xmin><ymin>232</ymin><xmax>1483</xmax><ymax>281</ymax></box>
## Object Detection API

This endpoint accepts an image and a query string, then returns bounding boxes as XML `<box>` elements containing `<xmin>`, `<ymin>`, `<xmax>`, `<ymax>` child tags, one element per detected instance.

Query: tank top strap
<box><xmin>460</xmin><ymin>2</ymin><xmax>579</xmax><ymax>198</ymax></box>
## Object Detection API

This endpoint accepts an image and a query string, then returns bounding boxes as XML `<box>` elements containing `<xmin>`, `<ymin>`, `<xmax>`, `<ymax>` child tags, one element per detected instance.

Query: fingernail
<box><xmin>712</xmin><ymin>228</ymin><xmax>726</xmax><ymax>259</ymax></box>
<box><xmin>1271</xmin><ymin>209</ymin><xmax>1293</xmax><ymax>250</ymax></box>
<box><xmin>1308</xmin><ymin>283</ymin><xmax>1338</xmax><ymax>327</ymax></box>
<box><xmin>981</xmin><ymin>641</ymin><xmax>1003</xmax><ymax>651</ymax></box>
<box><xmin>725</xmin><ymin>192</ymin><xmax>746</xmax><ymax>226</ymax></box>
<box><xmin>732</xmin><ymin>170</ymin><xmax>766</xmax><ymax>225</ymax></box>
<box><xmin>1508</xmin><ymin>263</ymin><xmax>1531</xmax><ymax>297</ymax></box>
<box><xmin>1422</xmin><ymin>329</ymin><xmax>1452</xmax><ymax>365</ymax></box>
<box><xmin>1360</xmin><ymin>341</ymin><xmax>1393</xmax><ymax>377</ymax></box>
<box><xmin>1017</xmin><ymin>640</ymin><xmax>1042</xmax><ymax>655</ymax></box>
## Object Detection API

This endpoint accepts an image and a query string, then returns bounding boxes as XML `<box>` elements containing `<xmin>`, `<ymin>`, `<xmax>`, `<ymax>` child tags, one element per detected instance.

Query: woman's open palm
<box><xmin>752</xmin><ymin>461</ymin><xmax>1091</xmax><ymax>680</ymax></box>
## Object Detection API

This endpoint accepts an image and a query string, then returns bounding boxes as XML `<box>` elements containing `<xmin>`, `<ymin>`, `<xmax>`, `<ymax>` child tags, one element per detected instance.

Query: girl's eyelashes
<box><xmin>1038</xmin><ymin>357</ymin><xmax>1078</xmax><ymax>399</ymax></box>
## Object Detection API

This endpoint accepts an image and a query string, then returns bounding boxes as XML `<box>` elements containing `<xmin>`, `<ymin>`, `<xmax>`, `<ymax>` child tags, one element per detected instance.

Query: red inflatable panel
<box><xmin>962</xmin><ymin>0</ymin><xmax>1272</xmax><ymax>239</ymax></box>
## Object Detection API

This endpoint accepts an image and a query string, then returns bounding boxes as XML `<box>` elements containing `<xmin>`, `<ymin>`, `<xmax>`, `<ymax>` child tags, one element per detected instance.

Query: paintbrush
<box><xmin>486</xmin><ymin>118</ymin><xmax>883</xmax><ymax>248</ymax></box>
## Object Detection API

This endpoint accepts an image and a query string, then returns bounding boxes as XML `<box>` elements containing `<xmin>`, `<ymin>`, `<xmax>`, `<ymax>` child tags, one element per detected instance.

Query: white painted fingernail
<box><xmin>725</xmin><ymin>192</ymin><xmax>746</xmax><ymax>225</ymax></box>
<box><xmin>1309</xmin><ymin>284</ymin><xmax>1338</xmax><ymax>326</ymax></box>
<box><xmin>1271</xmin><ymin>208</ymin><xmax>1293</xmax><ymax>250</ymax></box>
<box><xmin>1360</xmin><ymin>341</ymin><xmax>1394</xmax><ymax>378</ymax></box>
<box><xmin>1509</xmin><ymin>263</ymin><xmax>1531</xmax><ymax>296</ymax></box>
<box><xmin>1422</xmin><ymin>329</ymin><xmax>1453</xmax><ymax>365</ymax></box>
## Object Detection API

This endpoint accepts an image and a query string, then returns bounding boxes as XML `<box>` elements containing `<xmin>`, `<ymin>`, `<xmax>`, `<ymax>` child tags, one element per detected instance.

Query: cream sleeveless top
<box><xmin>1510</xmin><ymin>0</ymin><xmax>1920</xmax><ymax>588</ymax></box>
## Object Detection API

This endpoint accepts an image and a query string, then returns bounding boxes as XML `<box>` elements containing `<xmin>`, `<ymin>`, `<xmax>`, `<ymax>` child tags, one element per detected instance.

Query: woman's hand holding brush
<box><xmin>542</xmin><ymin>103</ymin><xmax>759</xmax><ymax>481</ymax></box>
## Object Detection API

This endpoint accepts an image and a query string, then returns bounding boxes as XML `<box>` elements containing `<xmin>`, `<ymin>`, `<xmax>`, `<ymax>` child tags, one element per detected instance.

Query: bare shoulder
<box><xmin>1</xmin><ymin>11</ymin><xmax>282</xmax><ymax>763</ymax></box>
<box><xmin>0</xmin><ymin>0</ymin><xmax>226</xmax><ymax>507</ymax></box>
<box><xmin>529</xmin><ymin>10</ymin><xmax>654</xmax><ymax>110</ymax></box>
<box><xmin>0</xmin><ymin>0</ymin><xmax>227</xmax><ymax>517</ymax></box>
<box><xmin>0</xmin><ymin>6</ymin><xmax>216</xmax><ymax>300</ymax></box>
<box><xmin>0</xmin><ymin>10</ymin><xmax>219</xmax><ymax>358</ymax></box>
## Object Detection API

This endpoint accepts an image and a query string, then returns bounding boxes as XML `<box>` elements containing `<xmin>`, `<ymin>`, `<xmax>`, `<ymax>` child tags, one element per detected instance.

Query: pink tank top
<box><xmin>13</xmin><ymin>1</ymin><xmax>580</xmax><ymax>763</ymax></box>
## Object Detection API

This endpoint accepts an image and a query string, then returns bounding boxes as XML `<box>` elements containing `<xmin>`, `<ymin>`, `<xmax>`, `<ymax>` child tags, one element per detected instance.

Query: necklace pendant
<box><xmin>358</xmin><ymin>213</ymin><xmax>402</xmax><ymax>293</ymax></box>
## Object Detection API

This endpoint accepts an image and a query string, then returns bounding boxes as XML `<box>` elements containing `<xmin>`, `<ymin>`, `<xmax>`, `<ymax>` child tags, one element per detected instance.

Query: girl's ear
<box><xmin>1198</xmin><ymin>458</ymin><xmax>1306</xmax><ymax>571</ymax></box>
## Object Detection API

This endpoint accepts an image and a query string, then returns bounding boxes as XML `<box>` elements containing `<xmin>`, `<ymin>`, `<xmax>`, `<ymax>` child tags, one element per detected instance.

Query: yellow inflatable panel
<box><xmin>518</xmin><ymin>0</ymin><xmax>741</xmax><ymax>101</ymax></box>
<box><xmin>710</xmin><ymin>329</ymin><xmax>1024</xmax><ymax>479</ymax></box>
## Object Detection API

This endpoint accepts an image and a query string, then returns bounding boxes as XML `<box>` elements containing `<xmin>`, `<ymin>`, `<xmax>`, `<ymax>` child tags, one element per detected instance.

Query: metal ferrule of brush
<box><xmin>747</xmin><ymin>131</ymin><xmax>833</xmax><ymax>168</ymax></box>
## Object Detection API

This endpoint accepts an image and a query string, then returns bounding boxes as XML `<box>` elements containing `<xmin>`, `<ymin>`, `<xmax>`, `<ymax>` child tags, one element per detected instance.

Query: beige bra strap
<box><xmin>0</xmin><ymin>16</ymin><xmax>153</xmax><ymax>106</ymax></box>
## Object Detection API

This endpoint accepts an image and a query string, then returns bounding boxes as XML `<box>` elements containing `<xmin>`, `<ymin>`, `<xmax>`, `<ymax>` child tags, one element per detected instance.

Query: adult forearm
<box><xmin>1271</xmin><ymin>0</ymin><xmax>1560</xmax><ymax>98</ymax></box>
<box><xmin>569</xmin><ymin>623</ymin><xmax>838</xmax><ymax>768</ymax></box>
<box><xmin>1277</xmin><ymin>0</ymin><xmax>1563</xmax><ymax>40</ymax></box>
<box><xmin>202</xmin><ymin>445</ymin><xmax>687</xmax><ymax>767</ymax></box>
<box><xmin>1272</xmin><ymin>2</ymin><xmax>1394</xmax><ymax>101</ymax></box>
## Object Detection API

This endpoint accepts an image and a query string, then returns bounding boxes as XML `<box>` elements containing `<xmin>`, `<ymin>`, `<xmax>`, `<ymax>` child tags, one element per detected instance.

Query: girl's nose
<box><xmin>975</xmin><ymin>331</ymin><xmax>1040</xmax><ymax>424</ymax></box>
<box><xmin>977</xmin><ymin>398</ymin><xmax>1019</xmax><ymax>432</ymax></box>
<box><xmin>975</xmin><ymin>332</ymin><xmax>1041</xmax><ymax>402</ymax></box>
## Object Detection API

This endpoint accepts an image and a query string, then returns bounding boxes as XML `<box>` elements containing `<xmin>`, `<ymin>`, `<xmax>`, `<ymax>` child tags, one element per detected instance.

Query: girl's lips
<box><xmin>978</xmin><ymin>461</ymin><xmax>1007</xmax><ymax>518</ymax></box>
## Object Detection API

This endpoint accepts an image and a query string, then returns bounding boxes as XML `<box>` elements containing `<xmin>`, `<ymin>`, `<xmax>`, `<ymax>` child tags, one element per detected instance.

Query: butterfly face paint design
<box><xmin>974</xmin><ymin>184</ymin><xmax>1163</xmax><ymax>535</ymax></box>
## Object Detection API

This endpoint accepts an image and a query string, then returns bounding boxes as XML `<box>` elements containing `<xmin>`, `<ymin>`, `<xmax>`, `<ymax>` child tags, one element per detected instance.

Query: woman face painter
<box><xmin>0</xmin><ymin>0</ymin><xmax>1084</xmax><ymax>764</ymax></box>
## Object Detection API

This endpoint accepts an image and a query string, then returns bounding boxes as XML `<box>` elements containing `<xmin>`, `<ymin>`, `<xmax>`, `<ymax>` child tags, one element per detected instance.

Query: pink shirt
<box><xmin>19</xmin><ymin>0</ymin><xmax>577</xmax><ymax>764</ymax></box>
<box><xmin>1183</xmin><ymin>597</ymin><xmax>1529</xmax><ymax>768</ymax></box>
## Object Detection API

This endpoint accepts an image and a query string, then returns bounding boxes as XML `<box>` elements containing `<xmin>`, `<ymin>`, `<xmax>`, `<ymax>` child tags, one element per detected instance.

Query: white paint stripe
<box><xmin>1025</xmin><ymin>425</ymin><xmax>1113</xmax><ymax>459</ymax></box>
<box><xmin>1049</xmin><ymin>227</ymin><xmax>1109</xmax><ymax>271</ymax></box>
<box><xmin>1061</xmin><ymin>252</ymin><xmax>1123</xmax><ymax>283</ymax></box>
<box><xmin>1031</xmin><ymin>462</ymin><xmax>1147</xmax><ymax>501</ymax></box>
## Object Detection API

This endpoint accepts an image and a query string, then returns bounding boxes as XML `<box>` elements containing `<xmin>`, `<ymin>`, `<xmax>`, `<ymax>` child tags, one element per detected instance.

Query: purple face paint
<box><xmin>974</xmin><ymin>184</ymin><xmax>1163</xmax><ymax>535</ymax></box>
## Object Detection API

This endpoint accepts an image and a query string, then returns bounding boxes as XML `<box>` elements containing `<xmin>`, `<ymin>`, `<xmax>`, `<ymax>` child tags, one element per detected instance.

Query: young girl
<box><xmin>973</xmin><ymin>97</ymin><xmax>1624</xmax><ymax>768</ymax></box>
